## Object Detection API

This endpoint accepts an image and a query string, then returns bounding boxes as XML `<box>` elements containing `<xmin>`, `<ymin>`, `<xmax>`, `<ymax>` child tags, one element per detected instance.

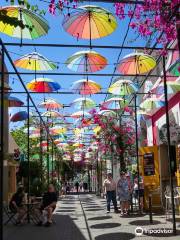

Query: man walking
<box><xmin>103</xmin><ymin>173</ymin><xmax>118</xmax><ymax>213</ymax></box>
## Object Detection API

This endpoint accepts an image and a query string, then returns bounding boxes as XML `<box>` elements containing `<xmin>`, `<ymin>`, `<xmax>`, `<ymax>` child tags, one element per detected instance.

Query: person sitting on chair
<box><xmin>9</xmin><ymin>186</ymin><xmax>26</xmax><ymax>224</ymax></box>
<box><xmin>37</xmin><ymin>184</ymin><xmax>57</xmax><ymax>227</ymax></box>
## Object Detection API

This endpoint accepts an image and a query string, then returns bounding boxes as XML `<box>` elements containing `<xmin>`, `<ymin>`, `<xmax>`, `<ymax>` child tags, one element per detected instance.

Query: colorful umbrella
<box><xmin>71</xmin><ymin>111</ymin><xmax>91</xmax><ymax>119</ymax></box>
<box><xmin>38</xmin><ymin>98</ymin><xmax>63</xmax><ymax>109</ymax></box>
<box><xmin>102</xmin><ymin>97</ymin><xmax>129</xmax><ymax>110</ymax></box>
<box><xmin>49</xmin><ymin>126</ymin><xmax>67</xmax><ymax>135</ymax></box>
<box><xmin>41</xmin><ymin>111</ymin><xmax>63</xmax><ymax>118</ymax></box>
<box><xmin>14</xmin><ymin>52</ymin><xmax>57</xmax><ymax>71</ymax></box>
<box><xmin>0</xmin><ymin>6</ymin><xmax>49</xmax><ymax>41</ymax></box>
<box><xmin>27</xmin><ymin>78</ymin><xmax>61</xmax><ymax>92</ymax></box>
<box><xmin>10</xmin><ymin>111</ymin><xmax>28</xmax><ymax>122</ymax></box>
<box><xmin>137</xmin><ymin>109</ymin><xmax>152</xmax><ymax>116</ymax></box>
<box><xmin>117</xmin><ymin>52</ymin><xmax>156</xmax><ymax>75</ymax></box>
<box><xmin>155</xmin><ymin>80</ymin><xmax>180</xmax><ymax>95</ymax></box>
<box><xmin>108</xmin><ymin>79</ymin><xmax>138</xmax><ymax>95</ymax></box>
<box><xmin>62</xmin><ymin>5</ymin><xmax>117</xmax><ymax>40</ymax></box>
<box><xmin>71</xmin><ymin>79</ymin><xmax>101</xmax><ymax>95</ymax></box>
<box><xmin>71</xmin><ymin>97</ymin><xmax>96</xmax><ymax>110</ymax></box>
<box><xmin>98</xmin><ymin>110</ymin><xmax>116</xmax><ymax>117</ymax></box>
<box><xmin>23</xmin><ymin>127</ymin><xmax>40</xmax><ymax>134</ymax></box>
<box><xmin>140</xmin><ymin>97</ymin><xmax>164</xmax><ymax>110</ymax></box>
<box><xmin>168</xmin><ymin>59</ymin><xmax>180</xmax><ymax>77</ymax></box>
<box><xmin>66</xmin><ymin>50</ymin><xmax>107</xmax><ymax>72</ymax></box>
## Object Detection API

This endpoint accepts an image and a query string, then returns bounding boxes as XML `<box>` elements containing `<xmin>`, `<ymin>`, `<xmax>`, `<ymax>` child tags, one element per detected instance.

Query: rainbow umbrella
<box><xmin>168</xmin><ymin>59</ymin><xmax>180</xmax><ymax>77</ymax></box>
<box><xmin>117</xmin><ymin>53</ymin><xmax>156</xmax><ymax>75</ymax></box>
<box><xmin>155</xmin><ymin>80</ymin><xmax>180</xmax><ymax>95</ymax></box>
<box><xmin>62</xmin><ymin>5</ymin><xmax>117</xmax><ymax>40</ymax></box>
<box><xmin>10</xmin><ymin>111</ymin><xmax>28</xmax><ymax>122</ymax></box>
<box><xmin>14</xmin><ymin>52</ymin><xmax>57</xmax><ymax>71</ymax></box>
<box><xmin>137</xmin><ymin>109</ymin><xmax>152</xmax><ymax>116</ymax></box>
<box><xmin>23</xmin><ymin>127</ymin><xmax>40</xmax><ymax>134</ymax></box>
<box><xmin>27</xmin><ymin>78</ymin><xmax>61</xmax><ymax>92</ymax></box>
<box><xmin>98</xmin><ymin>110</ymin><xmax>116</xmax><ymax>117</ymax></box>
<box><xmin>66</xmin><ymin>50</ymin><xmax>107</xmax><ymax>72</ymax></box>
<box><xmin>0</xmin><ymin>6</ymin><xmax>49</xmax><ymax>41</ymax></box>
<box><xmin>140</xmin><ymin>97</ymin><xmax>164</xmax><ymax>110</ymax></box>
<box><xmin>50</xmin><ymin>126</ymin><xmax>67</xmax><ymax>135</ymax></box>
<box><xmin>71</xmin><ymin>79</ymin><xmax>101</xmax><ymax>95</ymax></box>
<box><xmin>71</xmin><ymin>97</ymin><xmax>96</xmax><ymax>110</ymax></box>
<box><xmin>71</xmin><ymin>111</ymin><xmax>91</xmax><ymax>119</ymax></box>
<box><xmin>38</xmin><ymin>98</ymin><xmax>63</xmax><ymax>109</ymax></box>
<box><xmin>102</xmin><ymin>97</ymin><xmax>129</xmax><ymax>110</ymax></box>
<box><xmin>41</xmin><ymin>111</ymin><xmax>63</xmax><ymax>118</ymax></box>
<box><xmin>108</xmin><ymin>79</ymin><xmax>138</xmax><ymax>95</ymax></box>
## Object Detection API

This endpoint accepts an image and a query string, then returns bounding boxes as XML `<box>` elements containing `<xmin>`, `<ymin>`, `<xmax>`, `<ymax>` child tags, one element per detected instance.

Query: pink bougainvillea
<box><xmin>115</xmin><ymin>0</ymin><xmax>179</xmax><ymax>53</ymax></box>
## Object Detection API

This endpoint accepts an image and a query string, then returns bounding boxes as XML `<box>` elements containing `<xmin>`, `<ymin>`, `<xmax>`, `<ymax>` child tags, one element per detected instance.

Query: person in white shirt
<box><xmin>103</xmin><ymin>173</ymin><xmax>118</xmax><ymax>213</ymax></box>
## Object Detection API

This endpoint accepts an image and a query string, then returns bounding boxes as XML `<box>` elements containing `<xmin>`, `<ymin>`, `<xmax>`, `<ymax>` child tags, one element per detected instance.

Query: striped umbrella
<box><xmin>27</xmin><ymin>78</ymin><xmax>61</xmax><ymax>92</ymax></box>
<box><xmin>102</xmin><ymin>97</ymin><xmax>129</xmax><ymax>110</ymax></box>
<box><xmin>71</xmin><ymin>97</ymin><xmax>96</xmax><ymax>110</ymax></box>
<box><xmin>0</xmin><ymin>6</ymin><xmax>49</xmax><ymax>41</ymax></box>
<box><xmin>155</xmin><ymin>80</ymin><xmax>180</xmax><ymax>95</ymax></box>
<box><xmin>3</xmin><ymin>96</ymin><xmax>24</xmax><ymax>107</ymax></box>
<box><xmin>49</xmin><ymin>126</ymin><xmax>67</xmax><ymax>135</ymax></box>
<box><xmin>117</xmin><ymin>52</ymin><xmax>156</xmax><ymax>75</ymax></box>
<box><xmin>66</xmin><ymin>50</ymin><xmax>107</xmax><ymax>72</ymax></box>
<box><xmin>168</xmin><ymin>59</ymin><xmax>180</xmax><ymax>77</ymax></box>
<box><xmin>62</xmin><ymin>5</ymin><xmax>117</xmax><ymax>40</ymax></box>
<box><xmin>71</xmin><ymin>111</ymin><xmax>91</xmax><ymax>119</ymax></box>
<box><xmin>38</xmin><ymin>98</ymin><xmax>63</xmax><ymax>109</ymax></box>
<box><xmin>108</xmin><ymin>79</ymin><xmax>138</xmax><ymax>95</ymax></box>
<box><xmin>71</xmin><ymin>79</ymin><xmax>101</xmax><ymax>95</ymax></box>
<box><xmin>14</xmin><ymin>52</ymin><xmax>57</xmax><ymax>71</ymax></box>
<box><xmin>140</xmin><ymin>97</ymin><xmax>164</xmax><ymax>110</ymax></box>
<box><xmin>41</xmin><ymin>111</ymin><xmax>63</xmax><ymax>118</ymax></box>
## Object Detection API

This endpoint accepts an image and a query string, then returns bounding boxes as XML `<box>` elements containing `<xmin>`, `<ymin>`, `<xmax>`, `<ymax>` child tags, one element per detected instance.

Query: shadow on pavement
<box><xmin>88</xmin><ymin>216</ymin><xmax>112</xmax><ymax>221</ymax></box>
<box><xmin>95</xmin><ymin>232</ymin><xmax>135</xmax><ymax>240</ymax></box>
<box><xmin>129</xmin><ymin>220</ymin><xmax>161</xmax><ymax>226</ymax></box>
<box><xmin>90</xmin><ymin>223</ymin><xmax>121</xmax><ymax>229</ymax></box>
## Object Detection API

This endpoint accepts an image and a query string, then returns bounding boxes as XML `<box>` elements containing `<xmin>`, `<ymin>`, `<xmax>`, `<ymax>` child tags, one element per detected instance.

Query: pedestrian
<box><xmin>134</xmin><ymin>173</ymin><xmax>144</xmax><ymax>214</ymax></box>
<box><xmin>117</xmin><ymin>172</ymin><xmax>130</xmax><ymax>216</ymax></box>
<box><xmin>9</xmin><ymin>186</ymin><xmax>26</xmax><ymax>224</ymax></box>
<box><xmin>103</xmin><ymin>173</ymin><xmax>119</xmax><ymax>213</ymax></box>
<box><xmin>75</xmin><ymin>181</ymin><xmax>79</xmax><ymax>193</ymax></box>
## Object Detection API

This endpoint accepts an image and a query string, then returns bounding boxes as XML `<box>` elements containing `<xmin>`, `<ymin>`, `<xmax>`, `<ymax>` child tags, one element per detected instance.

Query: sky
<box><xmin>1</xmin><ymin>0</ymin><xmax>149</xmax><ymax>134</ymax></box>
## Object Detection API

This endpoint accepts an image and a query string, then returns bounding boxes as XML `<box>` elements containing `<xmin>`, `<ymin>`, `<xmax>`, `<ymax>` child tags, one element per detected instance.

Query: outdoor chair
<box><xmin>164</xmin><ymin>185</ymin><xmax>180</xmax><ymax>219</ymax></box>
<box><xmin>3</xmin><ymin>202</ymin><xmax>17</xmax><ymax>225</ymax></box>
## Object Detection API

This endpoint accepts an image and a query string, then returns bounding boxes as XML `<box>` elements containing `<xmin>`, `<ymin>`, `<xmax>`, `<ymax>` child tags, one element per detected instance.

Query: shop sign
<box><xmin>143</xmin><ymin>152</ymin><xmax>155</xmax><ymax>176</ymax></box>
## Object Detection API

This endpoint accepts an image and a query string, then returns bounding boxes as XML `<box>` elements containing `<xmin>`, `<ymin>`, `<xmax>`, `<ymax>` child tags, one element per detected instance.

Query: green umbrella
<box><xmin>169</xmin><ymin>59</ymin><xmax>180</xmax><ymax>77</ymax></box>
<box><xmin>0</xmin><ymin>5</ymin><xmax>49</xmax><ymax>41</ymax></box>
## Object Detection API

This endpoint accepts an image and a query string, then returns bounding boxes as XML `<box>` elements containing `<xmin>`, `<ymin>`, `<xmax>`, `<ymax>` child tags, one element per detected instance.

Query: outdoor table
<box><xmin>23</xmin><ymin>202</ymin><xmax>41</xmax><ymax>224</ymax></box>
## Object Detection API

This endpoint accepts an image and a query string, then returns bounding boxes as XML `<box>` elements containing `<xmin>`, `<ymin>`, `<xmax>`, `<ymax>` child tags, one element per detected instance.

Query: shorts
<box><xmin>135</xmin><ymin>189</ymin><xmax>144</xmax><ymax>198</ymax></box>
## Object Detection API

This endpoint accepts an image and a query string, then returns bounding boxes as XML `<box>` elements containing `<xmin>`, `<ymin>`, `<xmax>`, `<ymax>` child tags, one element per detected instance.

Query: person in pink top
<box><xmin>103</xmin><ymin>173</ymin><xmax>118</xmax><ymax>213</ymax></box>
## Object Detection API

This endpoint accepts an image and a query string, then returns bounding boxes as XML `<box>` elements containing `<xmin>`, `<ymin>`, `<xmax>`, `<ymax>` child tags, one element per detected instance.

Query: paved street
<box><xmin>4</xmin><ymin>194</ymin><xmax>180</xmax><ymax>240</ymax></box>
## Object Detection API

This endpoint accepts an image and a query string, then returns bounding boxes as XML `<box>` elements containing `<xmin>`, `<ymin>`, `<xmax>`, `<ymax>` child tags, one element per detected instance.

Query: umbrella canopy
<box><xmin>62</xmin><ymin>5</ymin><xmax>117</xmax><ymax>40</ymax></box>
<box><xmin>71</xmin><ymin>97</ymin><xmax>96</xmax><ymax>110</ymax></box>
<box><xmin>38</xmin><ymin>98</ymin><xmax>63</xmax><ymax>109</ymax></box>
<box><xmin>71</xmin><ymin>79</ymin><xmax>101</xmax><ymax>95</ymax></box>
<box><xmin>49</xmin><ymin>126</ymin><xmax>67</xmax><ymax>135</ymax></box>
<box><xmin>117</xmin><ymin>52</ymin><xmax>156</xmax><ymax>75</ymax></box>
<box><xmin>102</xmin><ymin>97</ymin><xmax>129</xmax><ymax>110</ymax></box>
<box><xmin>98</xmin><ymin>110</ymin><xmax>116</xmax><ymax>117</ymax></box>
<box><xmin>14</xmin><ymin>52</ymin><xmax>57</xmax><ymax>71</ymax></box>
<box><xmin>71</xmin><ymin>111</ymin><xmax>91</xmax><ymax>119</ymax></box>
<box><xmin>140</xmin><ymin>97</ymin><xmax>164</xmax><ymax>110</ymax></box>
<box><xmin>66</xmin><ymin>50</ymin><xmax>107</xmax><ymax>72</ymax></box>
<box><xmin>27</xmin><ymin>78</ymin><xmax>61</xmax><ymax>92</ymax></box>
<box><xmin>155</xmin><ymin>80</ymin><xmax>180</xmax><ymax>95</ymax></box>
<box><xmin>41</xmin><ymin>111</ymin><xmax>63</xmax><ymax>118</ymax></box>
<box><xmin>3</xmin><ymin>96</ymin><xmax>24</xmax><ymax>107</ymax></box>
<box><xmin>137</xmin><ymin>109</ymin><xmax>152</xmax><ymax>116</ymax></box>
<box><xmin>108</xmin><ymin>79</ymin><xmax>138</xmax><ymax>95</ymax></box>
<box><xmin>168</xmin><ymin>59</ymin><xmax>180</xmax><ymax>77</ymax></box>
<box><xmin>0</xmin><ymin>6</ymin><xmax>49</xmax><ymax>40</ymax></box>
<box><xmin>10</xmin><ymin>111</ymin><xmax>28</xmax><ymax>122</ymax></box>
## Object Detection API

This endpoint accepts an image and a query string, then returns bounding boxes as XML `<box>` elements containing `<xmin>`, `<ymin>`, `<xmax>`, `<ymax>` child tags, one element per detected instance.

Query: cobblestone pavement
<box><xmin>4</xmin><ymin>194</ymin><xmax>180</xmax><ymax>240</ymax></box>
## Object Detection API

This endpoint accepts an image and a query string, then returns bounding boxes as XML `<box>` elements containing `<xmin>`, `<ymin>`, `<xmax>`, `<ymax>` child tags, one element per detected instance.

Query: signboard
<box><xmin>143</xmin><ymin>152</ymin><xmax>155</xmax><ymax>176</ymax></box>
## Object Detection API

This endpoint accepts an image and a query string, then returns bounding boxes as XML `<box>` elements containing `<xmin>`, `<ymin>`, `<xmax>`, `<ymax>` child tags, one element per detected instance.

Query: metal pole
<box><xmin>134</xmin><ymin>94</ymin><xmax>141</xmax><ymax>212</ymax></box>
<box><xmin>47</xmin><ymin>129</ymin><xmax>50</xmax><ymax>186</ymax></box>
<box><xmin>51</xmin><ymin>141</ymin><xmax>54</xmax><ymax>182</ymax></box>
<box><xmin>40</xmin><ymin>119</ymin><xmax>43</xmax><ymax>184</ymax></box>
<box><xmin>0</xmin><ymin>43</ymin><xmax>5</xmax><ymax>240</ymax></box>
<box><xmin>111</xmin><ymin>145</ymin><xmax>114</xmax><ymax>178</ymax></box>
<box><xmin>27</xmin><ymin>95</ymin><xmax>30</xmax><ymax>223</ymax></box>
<box><xmin>162</xmin><ymin>56</ymin><xmax>176</xmax><ymax>235</ymax></box>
